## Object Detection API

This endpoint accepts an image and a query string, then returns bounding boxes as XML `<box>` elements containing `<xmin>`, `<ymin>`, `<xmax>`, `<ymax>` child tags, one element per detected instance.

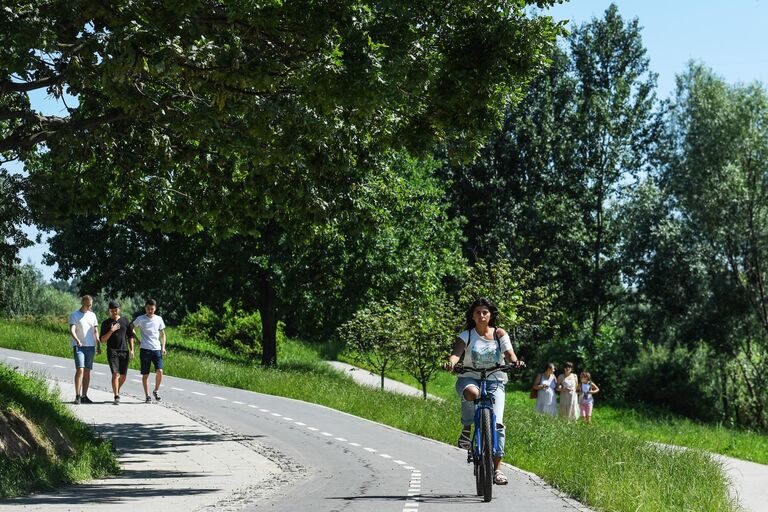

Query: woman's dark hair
<box><xmin>464</xmin><ymin>297</ymin><xmax>499</xmax><ymax>330</ymax></box>
<box><xmin>546</xmin><ymin>362</ymin><xmax>556</xmax><ymax>372</ymax></box>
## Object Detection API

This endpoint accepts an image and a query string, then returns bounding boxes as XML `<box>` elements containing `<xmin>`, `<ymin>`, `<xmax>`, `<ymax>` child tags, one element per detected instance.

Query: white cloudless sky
<box><xmin>17</xmin><ymin>1</ymin><xmax>768</xmax><ymax>281</ymax></box>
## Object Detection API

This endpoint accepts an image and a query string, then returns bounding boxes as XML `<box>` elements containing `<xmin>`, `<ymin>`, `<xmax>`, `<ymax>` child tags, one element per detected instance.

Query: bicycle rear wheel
<box><xmin>480</xmin><ymin>408</ymin><xmax>494</xmax><ymax>502</ymax></box>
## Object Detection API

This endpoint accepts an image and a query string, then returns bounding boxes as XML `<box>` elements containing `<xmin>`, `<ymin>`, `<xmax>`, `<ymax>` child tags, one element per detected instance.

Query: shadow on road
<box><xmin>327</xmin><ymin>493</ymin><xmax>485</xmax><ymax>504</ymax></box>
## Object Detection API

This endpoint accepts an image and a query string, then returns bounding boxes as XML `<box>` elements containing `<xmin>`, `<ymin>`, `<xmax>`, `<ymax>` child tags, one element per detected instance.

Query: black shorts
<box><xmin>108</xmin><ymin>349</ymin><xmax>130</xmax><ymax>375</ymax></box>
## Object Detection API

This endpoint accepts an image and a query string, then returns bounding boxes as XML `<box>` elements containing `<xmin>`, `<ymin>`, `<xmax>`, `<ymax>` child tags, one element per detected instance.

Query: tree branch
<box><xmin>0</xmin><ymin>76</ymin><xmax>59</xmax><ymax>93</ymax></box>
<box><xmin>0</xmin><ymin>112</ymin><xmax>129</xmax><ymax>153</ymax></box>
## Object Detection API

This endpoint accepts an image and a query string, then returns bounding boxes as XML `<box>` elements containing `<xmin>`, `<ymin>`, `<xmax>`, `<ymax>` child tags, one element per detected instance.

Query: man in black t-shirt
<box><xmin>99</xmin><ymin>300</ymin><xmax>135</xmax><ymax>405</ymax></box>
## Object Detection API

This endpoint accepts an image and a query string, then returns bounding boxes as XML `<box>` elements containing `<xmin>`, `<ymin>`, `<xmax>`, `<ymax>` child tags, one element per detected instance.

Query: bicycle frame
<box><xmin>455</xmin><ymin>365</ymin><xmax>517</xmax><ymax>461</ymax></box>
<box><xmin>472</xmin><ymin>371</ymin><xmax>500</xmax><ymax>460</ymax></box>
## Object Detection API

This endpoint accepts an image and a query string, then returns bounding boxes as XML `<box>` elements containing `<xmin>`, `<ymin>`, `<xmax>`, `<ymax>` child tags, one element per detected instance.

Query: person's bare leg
<box><xmin>82</xmin><ymin>369</ymin><xmax>91</xmax><ymax>396</ymax></box>
<box><xmin>118</xmin><ymin>374</ymin><xmax>127</xmax><ymax>394</ymax></box>
<box><xmin>74</xmin><ymin>368</ymin><xmax>83</xmax><ymax>396</ymax></box>
<box><xmin>142</xmin><ymin>374</ymin><xmax>150</xmax><ymax>397</ymax></box>
<box><xmin>111</xmin><ymin>373</ymin><xmax>119</xmax><ymax>396</ymax></box>
<box><xmin>154</xmin><ymin>369</ymin><xmax>163</xmax><ymax>392</ymax></box>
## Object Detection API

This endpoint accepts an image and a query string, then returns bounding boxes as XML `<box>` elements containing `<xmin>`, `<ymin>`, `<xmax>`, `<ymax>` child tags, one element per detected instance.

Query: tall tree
<box><xmin>444</xmin><ymin>4</ymin><xmax>662</xmax><ymax>344</ymax></box>
<box><xmin>3</xmin><ymin>1</ymin><xmax>563</xmax><ymax>365</ymax></box>
<box><xmin>0</xmin><ymin>0</ymin><xmax>560</xmax><ymax>364</ymax></box>
<box><xmin>568</xmin><ymin>4</ymin><xmax>661</xmax><ymax>341</ymax></box>
<box><xmin>617</xmin><ymin>63</ymin><xmax>768</xmax><ymax>428</ymax></box>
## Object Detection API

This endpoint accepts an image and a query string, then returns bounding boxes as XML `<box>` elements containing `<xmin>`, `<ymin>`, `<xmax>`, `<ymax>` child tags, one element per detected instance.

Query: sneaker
<box><xmin>457</xmin><ymin>428</ymin><xmax>471</xmax><ymax>450</ymax></box>
<box><xmin>153</xmin><ymin>390</ymin><xmax>161</xmax><ymax>402</ymax></box>
<box><xmin>145</xmin><ymin>395</ymin><xmax>152</xmax><ymax>403</ymax></box>
<box><xmin>74</xmin><ymin>395</ymin><xmax>81</xmax><ymax>405</ymax></box>
<box><xmin>113</xmin><ymin>395</ymin><xmax>120</xmax><ymax>405</ymax></box>
<box><xmin>80</xmin><ymin>395</ymin><xmax>93</xmax><ymax>404</ymax></box>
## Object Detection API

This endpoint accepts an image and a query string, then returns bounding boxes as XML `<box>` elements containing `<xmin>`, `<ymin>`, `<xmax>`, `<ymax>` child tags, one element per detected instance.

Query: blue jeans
<box><xmin>456</xmin><ymin>377</ymin><xmax>506</xmax><ymax>457</ymax></box>
<box><xmin>73</xmin><ymin>346</ymin><xmax>95</xmax><ymax>369</ymax></box>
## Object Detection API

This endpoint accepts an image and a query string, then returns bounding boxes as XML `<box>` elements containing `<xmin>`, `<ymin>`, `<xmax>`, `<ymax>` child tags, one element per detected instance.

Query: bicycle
<box><xmin>454</xmin><ymin>363</ymin><xmax>521</xmax><ymax>503</ymax></box>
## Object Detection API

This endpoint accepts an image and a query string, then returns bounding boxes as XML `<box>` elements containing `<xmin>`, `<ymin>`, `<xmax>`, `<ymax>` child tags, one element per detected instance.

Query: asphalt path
<box><xmin>0</xmin><ymin>347</ymin><xmax>591</xmax><ymax>512</ymax></box>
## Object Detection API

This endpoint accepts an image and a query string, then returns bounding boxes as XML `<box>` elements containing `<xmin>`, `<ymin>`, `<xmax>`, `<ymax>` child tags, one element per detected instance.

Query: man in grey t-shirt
<box><xmin>131</xmin><ymin>298</ymin><xmax>167</xmax><ymax>403</ymax></box>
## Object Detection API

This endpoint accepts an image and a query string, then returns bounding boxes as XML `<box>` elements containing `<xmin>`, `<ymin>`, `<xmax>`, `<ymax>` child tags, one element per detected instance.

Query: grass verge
<box><xmin>0</xmin><ymin>362</ymin><xmax>119</xmax><ymax>498</ymax></box>
<box><xmin>0</xmin><ymin>318</ymin><xmax>738</xmax><ymax>512</ymax></box>
<box><xmin>339</xmin><ymin>352</ymin><xmax>768</xmax><ymax>466</ymax></box>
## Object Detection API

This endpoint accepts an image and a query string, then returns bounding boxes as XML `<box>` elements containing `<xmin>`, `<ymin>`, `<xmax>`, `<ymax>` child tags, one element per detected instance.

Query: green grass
<box><xmin>347</xmin><ymin>355</ymin><xmax>768</xmax><ymax>465</ymax></box>
<box><xmin>0</xmin><ymin>362</ymin><xmax>119</xmax><ymax>497</ymax></box>
<box><xmin>0</xmin><ymin>318</ymin><xmax>739</xmax><ymax>512</ymax></box>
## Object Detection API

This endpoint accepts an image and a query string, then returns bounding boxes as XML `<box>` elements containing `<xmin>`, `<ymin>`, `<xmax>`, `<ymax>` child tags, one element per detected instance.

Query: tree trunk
<box><xmin>591</xmin><ymin>176</ymin><xmax>604</xmax><ymax>344</ymax></box>
<box><xmin>380</xmin><ymin>361</ymin><xmax>387</xmax><ymax>391</ymax></box>
<box><xmin>259</xmin><ymin>277</ymin><xmax>278</xmax><ymax>367</ymax></box>
<box><xmin>421</xmin><ymin>379</ymin><xmax>428</xmax><ymax>399</ymax></box>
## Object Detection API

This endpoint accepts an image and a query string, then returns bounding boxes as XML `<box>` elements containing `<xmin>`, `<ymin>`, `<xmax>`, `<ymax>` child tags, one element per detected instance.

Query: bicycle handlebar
<box><xmin>453</xmin><ymin>363</ymin><xmax>524</xmax><ymax>376</ymax></box>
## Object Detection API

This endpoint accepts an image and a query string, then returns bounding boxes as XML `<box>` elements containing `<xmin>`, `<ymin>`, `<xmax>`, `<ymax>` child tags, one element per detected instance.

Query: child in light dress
<box><xmin>578</xmin><ymin>371</ymin><xmax>600</xmax><ymax>423</ymax></box>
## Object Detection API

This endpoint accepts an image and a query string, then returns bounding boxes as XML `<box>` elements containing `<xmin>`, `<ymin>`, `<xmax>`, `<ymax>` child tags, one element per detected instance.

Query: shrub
<box><xmin>181</xmin><ymin>301</ymin><xmax>285</xmax><ymax>358</ymax></box>
<box><xmin>625</xmin><ymin>344</ymin><xmax>719</xmax><ymax>420</ymax></box>
<box><xmin>180</xmin><ymin>304</ymin><xmax>223</xmax><ymax>339</ymax></box>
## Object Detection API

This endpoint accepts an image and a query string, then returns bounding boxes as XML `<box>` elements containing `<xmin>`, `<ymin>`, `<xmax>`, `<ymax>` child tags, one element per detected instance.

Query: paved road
<box><xmin>0</xmin><ymin>347</ymin><xmax>590</xmax><ymax>512</ymax></box>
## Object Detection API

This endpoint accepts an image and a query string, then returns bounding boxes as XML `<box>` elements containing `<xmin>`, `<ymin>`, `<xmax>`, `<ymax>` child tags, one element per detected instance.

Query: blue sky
<box><xmin>16</xmin><ymin>1</ymin><xmax>768</xmax><ymax>281</ymax></box>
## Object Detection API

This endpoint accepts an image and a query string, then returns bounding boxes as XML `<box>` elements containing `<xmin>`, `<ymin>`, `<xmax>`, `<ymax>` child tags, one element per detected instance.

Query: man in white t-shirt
<box><xmin>132</xmin><ymin>298</ymin><xmax>167</xmax><ymax>403</ymax></box>
<box><xmin>68</xmin><ymin>295</ymin><xmax>101</xmax><ymax>404</ymax></box>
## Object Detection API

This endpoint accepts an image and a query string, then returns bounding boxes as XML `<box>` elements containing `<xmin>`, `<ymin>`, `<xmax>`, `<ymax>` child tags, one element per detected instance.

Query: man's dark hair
<box><xmin>145</xmin><ymin>298</ymin><xmax>157</xmax><ymax>307</ymax></box>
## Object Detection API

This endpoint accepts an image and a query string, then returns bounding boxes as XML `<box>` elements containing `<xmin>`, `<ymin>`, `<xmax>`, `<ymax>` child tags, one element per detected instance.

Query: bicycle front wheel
<box><xmin>480</xmin><ymin>408</ymin><xmax>494</xmax><ymax>502</ymax></box>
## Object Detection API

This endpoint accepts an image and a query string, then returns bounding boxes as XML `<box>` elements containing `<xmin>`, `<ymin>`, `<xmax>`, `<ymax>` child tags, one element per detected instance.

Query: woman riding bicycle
<box><xmin>444</xmin><ymin>297</ymin><xmax>523</xmax><ymax>486</ymax></box>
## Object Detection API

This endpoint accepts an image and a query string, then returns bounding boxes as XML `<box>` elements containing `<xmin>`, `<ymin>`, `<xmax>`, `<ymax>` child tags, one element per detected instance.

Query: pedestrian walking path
<box><xmin>709</xmin><ymin>453</ymin><xmax>767</xmax><ymax>512</ymax></box>
<box><xmin>1</xmin><ymin>381</ymin><xmax>280</xmax><ymax>512</ymax></box>
<box><xmin>326</xmin><ymin>360</ymin><xmax>442</xmax><ymax>400</ymax></box>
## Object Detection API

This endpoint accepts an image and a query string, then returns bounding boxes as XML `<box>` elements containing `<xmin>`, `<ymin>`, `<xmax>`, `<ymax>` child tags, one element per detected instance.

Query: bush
<box><xmin>180</xmin><ymin>304</ymin><xmax>223</xmax><ymax>339</ymax></box>
<box><xmin>181</xmin><ymin>301</ymin><xmax>285</xmax><ymax>358</ymax></box>
<box><xmin>625</xmin><ymin>344</ymin><xmax>719</xmax><ymax>421</ymax></box>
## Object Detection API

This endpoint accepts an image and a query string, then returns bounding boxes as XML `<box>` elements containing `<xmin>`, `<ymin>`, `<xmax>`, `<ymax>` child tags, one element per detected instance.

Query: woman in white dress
<box><xmin>556</xmin><ymin>361</ymin><xmax>579</xmax><ymax>420</ymax></box>
<box><xmin>533</xmin><ymin>363</ymin><xmax>558</xmax><ymax>416</ymax></box>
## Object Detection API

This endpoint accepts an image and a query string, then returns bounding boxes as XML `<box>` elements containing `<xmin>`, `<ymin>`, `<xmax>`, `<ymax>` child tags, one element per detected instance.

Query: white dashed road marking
<box><xmin>214</xmin><ymin>396</ymin><xmax>227</xmax><ymax>401</ymax></box>
<box><xmin>32</xmin><ymin>361</ymin><xmax>46</xmax><ymax>365</ymax></box>
<box><xmin>171</xmin><ymin>387</ymin><xmax>185</xmax><ymax>391</ymax></box>
<box><xmin>192</xmin><ymin>391</ymin><xmax>206</xmax><ymax>396</ymax></box>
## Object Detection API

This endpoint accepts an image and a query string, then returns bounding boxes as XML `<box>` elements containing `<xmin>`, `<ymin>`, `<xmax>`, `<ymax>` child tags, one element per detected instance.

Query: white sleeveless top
<box><xmin>459</xmin><ymin>328</ymin><xmax>513</xmax><ymax>382</ymax></box>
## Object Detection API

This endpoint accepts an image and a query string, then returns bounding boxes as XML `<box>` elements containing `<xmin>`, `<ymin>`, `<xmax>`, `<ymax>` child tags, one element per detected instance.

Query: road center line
<box><xmin>171</xmin><ymin>387</ymin><xmax>185</xmax><ymax>391</ymax></box>
<box><xmin>232</xmin><ymin>400</ymin><xmax>244</xmax><ymax>405</ymax></box>
<box><xmin>32</xmin><ymin>361</ymin><xmax>46</xmax><ymax>365</ymax></box>
<box><xmin>364</xmin><ymin>447</ymin><xmax>377</xmax><ymax>453</ymax></box>
<box><xmin>8</xmin><ymin>357</ymin><xmax>21</xmax><ymax>360</ymax></box>
<box><xmin>192</xmin><ymin>391</ymin><xmax>206</xmax><ymax>396</ymax></box>
<box><xmin>53</xmin><ymin>364</ymin><xmax>65</xmax><ymax>368</ymax></box>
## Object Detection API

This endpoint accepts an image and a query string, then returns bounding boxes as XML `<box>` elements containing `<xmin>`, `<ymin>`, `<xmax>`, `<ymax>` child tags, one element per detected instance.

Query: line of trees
<box><xmin>2</xmin><ymin>3</ymin><xmax>767</xmax><ymax>429</ymax></box>
<box><xmin>438</xmin><ymin>5</ymin><xmax>768</xmax><ymax>429</ymax></box>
